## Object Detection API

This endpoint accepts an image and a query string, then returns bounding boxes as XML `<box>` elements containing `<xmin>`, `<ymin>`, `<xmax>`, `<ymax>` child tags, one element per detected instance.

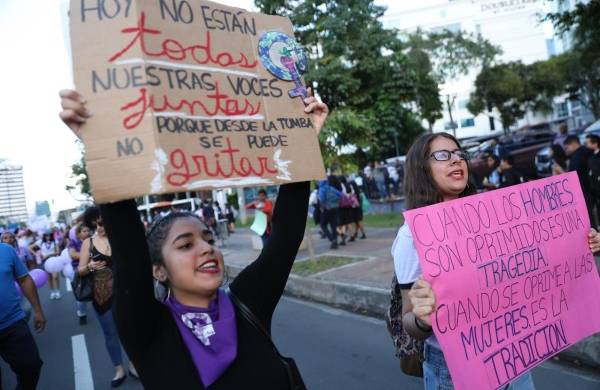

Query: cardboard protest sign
<box><xmin>69</xmin><ymin>0</ymin><xmax>325</xmax><ymax>203</ymax></box>
<box><xmin>403</xmin><ymin>172</ymin><xmax>600</xmax><ymax>390</ymax></box>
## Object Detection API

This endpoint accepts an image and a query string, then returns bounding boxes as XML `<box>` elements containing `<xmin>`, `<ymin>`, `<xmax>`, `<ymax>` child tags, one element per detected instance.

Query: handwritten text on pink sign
<box><xmin>404</xmin><ymin>172</ymin><xmax>600</xmax><ymax>390</ymax></box>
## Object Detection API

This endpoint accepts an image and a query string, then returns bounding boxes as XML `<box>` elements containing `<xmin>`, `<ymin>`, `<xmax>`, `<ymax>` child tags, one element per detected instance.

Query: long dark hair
<box><xmin>404</xmin><ymin>132</ymin><xmax>476</xmax><ymax>210</ymax></box>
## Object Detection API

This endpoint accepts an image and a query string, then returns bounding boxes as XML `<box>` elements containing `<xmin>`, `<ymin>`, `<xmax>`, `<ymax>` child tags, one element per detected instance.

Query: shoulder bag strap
<box><xmin>226</xmin><ymin>288</ymin><xmax>304</xmax><ymax>390</ymax></box>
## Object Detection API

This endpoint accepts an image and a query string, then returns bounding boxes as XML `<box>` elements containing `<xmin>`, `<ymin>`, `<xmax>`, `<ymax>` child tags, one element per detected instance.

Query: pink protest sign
<box><xmin>403</xmin><ymin>172</ymin><xmax>600</xmax><ymax>390</ymax></box>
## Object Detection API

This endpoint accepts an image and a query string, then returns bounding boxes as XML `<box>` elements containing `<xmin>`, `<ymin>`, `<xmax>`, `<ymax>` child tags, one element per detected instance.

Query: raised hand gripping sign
<box><xmin>69</xmin><ymin>0</ymin><xmax>325</xmax><ymax>203</ymax></box>
<box><xmin>403</xmin><ymin>172</ymin><xmax>600</xmax><ymax>390</ymax></box>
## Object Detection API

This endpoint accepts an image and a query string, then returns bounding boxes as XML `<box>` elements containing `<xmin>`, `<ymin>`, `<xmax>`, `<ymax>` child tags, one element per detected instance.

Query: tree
<box><xmin>468</xmin><ymin>60</ymin><xmax>564</xmax><ymax>132</ymax></box>
<box><xmin>545</xmin><ymin>0</ymin><xmax>600</xmax><ymax>118</ymax></box>
<box><xmin>468</xmin><ymin>63</ymin><xmax>527</xmax><ymax>132</ymax></box>
<box><xmin>406</xmin><ymin>29</ymin><xmax>501</xmax><ymax>82</ymax></box>
<box><xmin>404</xmin><ymin>29</ymin><xmax>501</xmax><ymax>133</ymax></box>
<box><xmin>66</xmin><ymin>141</ymin><xmax>92</xmax><ymax>199</ymax></box>
<box><xmin>255</xmin><ymin>0</ymin><xmax>436</xmax><ymax>161</ymax></box>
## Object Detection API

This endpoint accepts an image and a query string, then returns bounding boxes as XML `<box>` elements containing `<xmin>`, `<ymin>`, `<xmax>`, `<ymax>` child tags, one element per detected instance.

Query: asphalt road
<box><xmin>2</xmin><ymin>282</ymin><xmax>599</xmax><ymax>390</ymax></box>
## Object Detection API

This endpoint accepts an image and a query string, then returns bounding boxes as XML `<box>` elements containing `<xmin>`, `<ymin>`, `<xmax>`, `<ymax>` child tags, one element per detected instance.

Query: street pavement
<box><xmin>2</xmin><ymin>227</ymin><xmax>600</xmax><ymax>389</ymax></box>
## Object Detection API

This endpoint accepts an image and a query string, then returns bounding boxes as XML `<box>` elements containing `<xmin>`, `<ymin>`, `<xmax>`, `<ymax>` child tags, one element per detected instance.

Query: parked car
<box><xmin>468</xmin><ymin>130</ymin><xmax>555</xmax><ymax>186</ymax></box>
<box><xmin>535</xmin><ymin>122</ymin><xmax>600</xmax><ymax>178</ymax></box>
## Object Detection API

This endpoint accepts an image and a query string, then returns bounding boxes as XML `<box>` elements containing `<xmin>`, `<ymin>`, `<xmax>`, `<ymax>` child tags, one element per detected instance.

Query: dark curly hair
<box><xmin>82</xmin><ymin>206</ymin><xmax>100</xmax><ymax>229</ymax></box>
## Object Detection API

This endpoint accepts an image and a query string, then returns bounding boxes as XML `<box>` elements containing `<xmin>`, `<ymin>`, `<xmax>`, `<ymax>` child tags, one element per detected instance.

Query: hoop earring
<box><xmin>153</xmin><ymin>279</ymin><xmax>169</xmax><ymax>302</ymax></box>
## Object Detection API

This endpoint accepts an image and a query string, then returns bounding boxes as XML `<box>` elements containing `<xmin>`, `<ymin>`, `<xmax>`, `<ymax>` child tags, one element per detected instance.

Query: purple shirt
<box><xmin>15</xmin><ymin>246</ymin><xmax>31</xmax><ymax>265</ymax></box>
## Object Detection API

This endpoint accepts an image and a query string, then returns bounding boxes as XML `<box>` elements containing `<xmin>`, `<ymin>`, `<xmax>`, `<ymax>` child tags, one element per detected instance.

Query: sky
<box><xmin>0</xmin><ymin>0</ymin><xmax>402</xmax><ymax>217</ymax></box>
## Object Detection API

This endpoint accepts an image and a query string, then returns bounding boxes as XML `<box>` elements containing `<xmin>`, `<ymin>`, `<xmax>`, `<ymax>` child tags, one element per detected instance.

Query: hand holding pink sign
<box><xmin>403</xmin><ymin>172</ymin><xmax>600</xmax><ymax>390</ymax></box>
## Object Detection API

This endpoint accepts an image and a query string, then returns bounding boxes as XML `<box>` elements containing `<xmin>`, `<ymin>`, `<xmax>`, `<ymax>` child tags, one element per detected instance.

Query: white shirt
<box><xmin>391</xmin><ymin>224</ymin><xmax>421</xmax><ymax>285</ymax></box>
<box><xmin>391</xmin><ymin>222</ymin><xmax>441</xmax><ymax>347</ymax></box>
<box><xmin>39</xmin><ymin>241</ymin><xmax>56</xmax><ymax>258</ymax></box>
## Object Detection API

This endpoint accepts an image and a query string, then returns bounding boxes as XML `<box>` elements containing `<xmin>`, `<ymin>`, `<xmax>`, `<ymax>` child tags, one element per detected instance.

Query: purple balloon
<box><xmin>29</xmin><ymin>269</ymin><xmax>48</xmax><ymax>288</ymax></box>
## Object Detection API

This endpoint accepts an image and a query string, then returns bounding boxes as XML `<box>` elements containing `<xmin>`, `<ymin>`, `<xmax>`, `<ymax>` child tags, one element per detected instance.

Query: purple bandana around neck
<box><xmin>164</xmin><ymin>289</ymin><xmax>238</xmax><ymax>387</ymax></box>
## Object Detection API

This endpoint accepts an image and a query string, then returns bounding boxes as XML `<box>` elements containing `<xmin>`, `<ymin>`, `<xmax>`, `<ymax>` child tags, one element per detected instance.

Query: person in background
<box><xmin>201</xmin><ymin>200</ymin><xmax>217</xmax><ymax>238</ymax></box>
<box><xmin>338</xmin><ymin>176</ymin><xmax>354</xmax><ymax>243</ymax></box>
<box><xmin>224</xmin><ymin>203</ymin><xmax>236</xmax><ymax>234</ymax></box>
<box><xmin>79</xmin><ymin>207</ymin><xmax>138</xmax><ymax>387</ymax></box>
<box><xmin>487</xmin><ymin>137</ymin><xmax>507</xmax><ymax>160</ymax></box>
<box><xmin>0</xmin><ymin>243</ymin><xmax>46</xmax><ymax>389</ymax></box>
<box><xmin>348</xmin><ymin>178</ymin><xmax>367</xmax><ymax>240</ymax></box>
<box><xmin>319</xmin><ymin>177</ymin><xmax>341</xmax><ymax>249</ymax></box>
<box><xmin>394</xmin><ymin>160</ymin><xmax>404</xmax><ymax>196</ymax></box>
<box><xmin>564</xmin><ymin>135</ymin><xmax>592</xmax><ymax>219</ymax></box>
<box><xmin>245</xmin><ymin>189</ymin><xmax>274</xmax><ymax>245</ymax></box>
<box><xmin>497</xmin><ymin>154</ymin><xmax>522</xmax><ymax>188</ymax></box>
<box><xmin>17</xmin><ymin>229</ymin><xmax>35</xmax><ymax>251</ymax></box>
<box><xmin>373</xmin><ymin>162</ymin><xmax>389</xmax><ymax>200</ymax></box>
<box><xmin>33</xmin><ymin>232</ymin><xmax>60</xmax><ymax>300</ymax></box>
<box><xmin>482</xmin><ymin>153</ymin><xmax>501</xmax><ymax>190</ymax></box>
<box><xmin>1</xmin><ymin>231</ymin><xmax>34</xmax><ymax>321</ymax></box>
<box><xmin>585</xmin><ymin>134</ymin><xmax>600</xmax><ymax>229</ymax></box>
<box><xmin>394</xmin><ymin>132</ymin><xmax>536</xmax><ymax>389</ymax></box>
<box><xmin>53</xmin><ymin>226</ymin><xmax>66</xmax><ymax>252</ymax></box>
<box><xmin>69</xmin><ymin>223</ymin><xmax>92</xmax><ymax>325</ymax></box>
<box><xmin>551</xmin><ymin>143</ymin><xmax>568</xmax><ymax>175</ymax></box>
<box><xmin>308</xmin><ymin>186</ymin><xmax>324</xmax><ymax>238</ymax></box>
<box><xmin>1</xmin><ymin>231</ymin><xmax>34</xmax><ymax>270</ymax></box>
<box><xmin>553</xmin><ymin>123</ymin><xmax>569</xmax><ymax>148</ymax></box>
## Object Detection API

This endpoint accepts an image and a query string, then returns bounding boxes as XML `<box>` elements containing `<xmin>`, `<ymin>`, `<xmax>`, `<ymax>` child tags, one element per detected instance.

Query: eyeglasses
<box><xmin>429</xmin><ymin>149</ymin><xmax>468</xmax><ymax>162</ymax></box>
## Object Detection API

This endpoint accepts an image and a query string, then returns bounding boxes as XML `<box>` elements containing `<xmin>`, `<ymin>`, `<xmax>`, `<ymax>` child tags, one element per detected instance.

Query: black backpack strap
<box><xmin>227</xmin><ymin>288</ymin><xmax>273</xmax><ymax>339</ymax></box>
<box><xmin>226</xmin><ymin>288</ymin><xmax>306</xmax><ymax>390</ymax></box>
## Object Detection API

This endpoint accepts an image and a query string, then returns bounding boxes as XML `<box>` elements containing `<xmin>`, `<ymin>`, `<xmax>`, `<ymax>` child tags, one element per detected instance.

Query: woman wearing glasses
<box><xmin>393</xmin><ymin>133</ymin><xmax>600</xmax><ymax>389</ymax></box>
<box><xmin>392</xmin><ymin>133</ymin><xmax>537</xmax><ymax>389</ymax></box>
<box><xmin>78</xmin><ymin>206</ymin><xmax>137</xmax><ymax>387</ymax></box>
<box><xmin>60</xmin><ymin>88</ymin><xmax>328</xmax><ymax>389</ymax></box>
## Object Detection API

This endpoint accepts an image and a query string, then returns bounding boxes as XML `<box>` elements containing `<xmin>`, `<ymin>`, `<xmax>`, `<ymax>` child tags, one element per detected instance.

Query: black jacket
<box><xmin>568</xmin><ymin>146</ymin><xmax>591</xmax><ymax>192</ymax></box>
<box><xmin>100</xmin><ymin>182</ymin><xmax>309</xmax><ymax>390</ymax></box>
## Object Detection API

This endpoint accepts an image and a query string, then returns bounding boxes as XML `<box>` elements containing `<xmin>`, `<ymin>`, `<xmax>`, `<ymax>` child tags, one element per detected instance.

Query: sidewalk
<box><xmin>222</xmin><ymin>225</ymin><xmax>600</xmax><ymax>370</ymax></box>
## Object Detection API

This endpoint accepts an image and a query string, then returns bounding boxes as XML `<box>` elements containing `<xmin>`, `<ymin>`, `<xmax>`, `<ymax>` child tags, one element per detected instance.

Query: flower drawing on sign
<box><xmin>258</xmin><ymin>32</ymin><xmax>308</xmax><ymax>99</ymax></box>
<box><xmin>181</xmin><ymin>313</ymin><xmax>216</xmax><ymax>346</ymax></box>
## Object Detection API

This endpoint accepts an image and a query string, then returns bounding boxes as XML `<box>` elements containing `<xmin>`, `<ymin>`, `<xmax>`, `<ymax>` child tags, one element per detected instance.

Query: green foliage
<box><xmin>256</xmin><ymin>1</ymin><xmax>502</xmax><ymax>160</ymax></box>
<box><xmin>362</xmin><ymin>212</ymin><xmax>404</xmax><ymax>228</ymax></box>
<box><xmin>292</xmin><ymin>255</ymin><xmax>364</xmax><ymax>276</ymax></box>
<box><xmin>256</xmin><ymin>0</ymin><xmax>434</xmax><ymax>162</ymax></box>
<box><xmin>544</xmin><ymin>1</ymin><xmax>600</xmax><ymax>118</ymax></box>
<box><xmin>406</xmin><ymin>29</ymin><xmax>502</xmax><ymax>82</ymax></box>
<box><xmin>468</xmin><ymin>59</ymin><xmax>565</xmax><ymax>131</ymax></box>
<box><xmin>66</xmin><ymin>141</ymin><xmax>91</xmax><ymax>198</ymax></box>
<box><xmin>558</xmin><ymin>51</ymin><xmax>600</xmax><ymax>118</ymax></box>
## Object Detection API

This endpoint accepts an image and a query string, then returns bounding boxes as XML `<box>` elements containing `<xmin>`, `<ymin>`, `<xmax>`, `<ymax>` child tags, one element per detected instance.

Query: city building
<box><xmin>0</xmin><ymin>159</ymin><xmax>28</xmax><ymax>224</ymax></box>
<box><xmin>381</xmin><ymin>0</ymin><xmax>591</xmax><ymax>138</ymax></box>
<box><xmin>35</xmin><ymin>200</ymin><xmax>51</xmax><ymax>217</ymax></box>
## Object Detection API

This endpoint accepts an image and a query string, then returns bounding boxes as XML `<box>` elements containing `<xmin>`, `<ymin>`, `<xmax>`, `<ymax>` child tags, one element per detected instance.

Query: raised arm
<box><xmin>230</xmin><ymin>181</ymin><xmax>310</xmax><ymax>327</ymax></box>
<box><xmin>100</xmin><ymin>200</ymin><xmax>166</xmax><ymax>361</ymax></box>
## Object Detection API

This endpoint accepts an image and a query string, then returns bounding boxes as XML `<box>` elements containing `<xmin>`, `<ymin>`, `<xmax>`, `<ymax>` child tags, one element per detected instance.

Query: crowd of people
<box><xmin>0</xmin><ymin>207</ymin><xmax>140</xmax><ymax>387</ymax></box>
<box><xmin>0</xmin><ymin>84</ymin><xmax>598</xmax><ymax>390</ymax></box>
<box><xmin>360</xmin><ymin>160</ymin><xmax>404</xmax><ymax>201</ymax></box>
<box><xmin>481</xmin><ymin>129</ymin><xmax>600</xmax><ymax>228</ymax></box>
<box><xmin>310</xmin><ymin>175</ymin><xmax>368</xmax><ymax>249</ymax></box>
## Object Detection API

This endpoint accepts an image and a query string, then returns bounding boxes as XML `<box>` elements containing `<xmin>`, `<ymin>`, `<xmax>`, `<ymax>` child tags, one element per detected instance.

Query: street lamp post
<box><xmin>446</xmin><ymin>94</ymin><xmax>457</xmax><ymax>138</ymax></box>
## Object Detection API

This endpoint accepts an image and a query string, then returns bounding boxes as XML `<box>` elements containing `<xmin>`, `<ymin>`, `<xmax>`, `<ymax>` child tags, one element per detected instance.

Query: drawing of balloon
<box><xmin>258</xmin><ymin>32</ymin><xmax>308</xmax><ymax>99</ymax></box>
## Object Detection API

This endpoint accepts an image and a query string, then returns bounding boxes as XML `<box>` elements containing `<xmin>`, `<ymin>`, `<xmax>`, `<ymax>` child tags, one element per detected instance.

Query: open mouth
<box><xmin>196</xmin><ymin>259</ymin><xmax>220</xmax><ymax>274</ymax></box>
<box><xmin>449</xmin><ymin>169</ymin><xmax>464</xmax><ymax>179</ymax></box>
